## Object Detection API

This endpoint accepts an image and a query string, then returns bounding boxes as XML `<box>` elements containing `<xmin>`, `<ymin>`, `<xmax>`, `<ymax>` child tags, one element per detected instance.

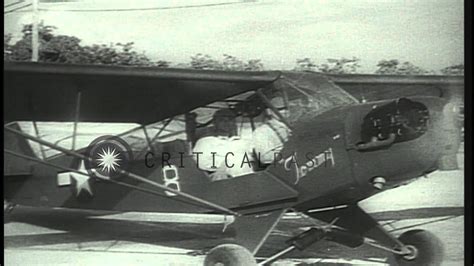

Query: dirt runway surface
<box><xmin>4</xmin><ymin>153</ymin><xmax>464</xmax><ymax>265</ymax></box>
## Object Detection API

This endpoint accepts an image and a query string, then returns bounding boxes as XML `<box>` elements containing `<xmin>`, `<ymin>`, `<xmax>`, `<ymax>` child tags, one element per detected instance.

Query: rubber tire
<box><xmin>4</xmin><ymin>200</ymin><xmax>14</xmax><ymax>214</ymax></box>
<box><xmin>204</xmin><ymin>244</ymin><xmax>257</xmax><ymax>266</ymax></box>
<box><xmin>395</xmin><ymin>229</ymin><xmax>444</xmax><ymax>266</ymax></box>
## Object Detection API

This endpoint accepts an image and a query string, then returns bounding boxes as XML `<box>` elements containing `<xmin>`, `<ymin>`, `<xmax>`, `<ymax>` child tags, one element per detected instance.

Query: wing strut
<box><xmin>32</xmin><ymin>120</ymin><xmax>47</xmax><ymax>159</ymax></box>
<box><xmin>141</xmin><ymin>124</ymin><xmax>155</xmax><ymax>154</ymax></box>
<box><xmin>4</xmin><ymin>126</ymin><xmax>240</xmax><ymax>217</ymax></box>
<box><xmin>72</xmin><ymin>90</ymin><xmax>82</xmax><ymax>150</ymax></box>
<box><xmin>151</xmin><ymin>117</ymin><xmax>173</xmax><ymax>143</ymax></box>
<box><xmin>137</xmin><ymin>117</ymin><xmax>174</xmax><ymax>158</ymax></box>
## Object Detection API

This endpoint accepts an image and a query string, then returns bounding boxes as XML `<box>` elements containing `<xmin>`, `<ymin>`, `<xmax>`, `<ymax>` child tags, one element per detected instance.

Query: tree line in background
<box><xmin>4</xmin><ymin>24</ymin><xmax>464</xmax><ymax>75</ymax></box>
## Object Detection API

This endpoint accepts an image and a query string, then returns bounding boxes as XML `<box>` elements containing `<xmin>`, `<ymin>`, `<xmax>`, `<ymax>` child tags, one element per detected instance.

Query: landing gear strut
<box><xmin>203</xmin><ymin>206</ymin><xmax>444</xmax><ymax>265</ymax></box>
<box><xmin>258</xmin><ymin>226</ymin><xmax>366</xmax><ymax>265</ymax></box>
<box><xmin>304</xmin><ymin>205</ymin><xmax>445</xmax><ymax>266</ymax></box>
<box><xmin>258</xmin><ymin>226</ymin><xmax>444</xmax><ymax>266</ymax></box>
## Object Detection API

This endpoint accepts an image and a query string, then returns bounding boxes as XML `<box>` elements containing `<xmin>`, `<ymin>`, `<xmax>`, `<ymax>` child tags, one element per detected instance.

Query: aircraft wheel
<box><xmin>395</xmin><ymin>229</ymin><xmax>444</xmax><ymax>266</ymax></box>
<box><xmin>4</xmin><ymin>200</ymin><xmax>15</xmax><ymax>223</ymax></box>
<box><xmin>4</xmin><ymin>200</ymin><xmax>14</xmax><ymax>214</ymax></box>
<box><xmin>204</xmin><ymin>244</ymin><xmax>257</xmax><ymax>266</ymax></box>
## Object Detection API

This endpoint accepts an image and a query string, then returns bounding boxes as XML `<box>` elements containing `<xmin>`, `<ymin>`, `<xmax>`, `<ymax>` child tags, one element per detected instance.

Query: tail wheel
<box><xmin>204</xmin><ymin>244</ymin><xmax>257</xmax><ymax>266</ymax></box>
<box><xmin>4</xmin><ymin>200</ymin><xmax>15</xmax><ymax>223</ymax></box>
<box><xmin>395</xmin><ymin>229</ymin><xmax>444</xmax><ymax>266</ymax></box>
<box><xmin>4</xmin><ymin>200</ymin><xmax>14</xmax><ymax>214</ymax></box>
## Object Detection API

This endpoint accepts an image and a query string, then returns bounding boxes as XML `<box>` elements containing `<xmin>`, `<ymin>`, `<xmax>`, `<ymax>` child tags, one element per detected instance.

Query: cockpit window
<box><xmin>261</xmin><ymin>72</ymin><xmax>358</xmax><ymax>124</ymax></box>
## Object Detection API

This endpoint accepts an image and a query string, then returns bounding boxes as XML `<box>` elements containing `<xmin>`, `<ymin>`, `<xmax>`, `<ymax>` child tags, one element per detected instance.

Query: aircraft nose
<box><xmin>433</xmin><ymin>100</ymin><xmax>462</xmax><ymax>170</ymax></box>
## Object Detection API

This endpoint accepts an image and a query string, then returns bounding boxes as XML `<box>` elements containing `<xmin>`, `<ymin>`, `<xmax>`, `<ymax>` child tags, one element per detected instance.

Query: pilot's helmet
<box><xmin>213</xmin><ymin>109</ymin><xmax>237</xmax><ymax>137</ymax></box>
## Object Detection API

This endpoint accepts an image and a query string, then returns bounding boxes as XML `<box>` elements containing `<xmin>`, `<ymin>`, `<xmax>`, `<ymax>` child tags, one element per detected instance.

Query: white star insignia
<box><xmin>57</xmin><ymin>160</ymin><xmax>93</xmax><ymax>197</ymax></box>
<box><xmin>71</xmin><ymin>160</ymin><xmax>92</xmax><ymax>196</ymax></box>
<box><xmin>96</xmin><ymin>146</ymin><xmax>121</xmax><ymax>173</ymax></box>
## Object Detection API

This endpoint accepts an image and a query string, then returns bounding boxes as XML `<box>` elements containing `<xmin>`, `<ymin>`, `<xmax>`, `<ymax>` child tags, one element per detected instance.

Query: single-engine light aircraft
<box><xmin>4</xmin><ymin>62</ymin><xmax>463</xmax><ymax>265</ymax></box>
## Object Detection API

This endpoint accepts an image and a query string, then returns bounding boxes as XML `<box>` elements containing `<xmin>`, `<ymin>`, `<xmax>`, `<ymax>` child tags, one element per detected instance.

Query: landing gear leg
<box><xmin>258</xmin><ymin>227</ymin><xmax>328</xmax><ymax>265</ymax></box>
<box><xmin>304</xmin><ymin>204</ymin><xmax>444</xmax><ymax>266</ymax></box>
<box><xmin>259</xmin><ymin>222</ymin><xmax>368</xmax><ymax>265</ymax></box>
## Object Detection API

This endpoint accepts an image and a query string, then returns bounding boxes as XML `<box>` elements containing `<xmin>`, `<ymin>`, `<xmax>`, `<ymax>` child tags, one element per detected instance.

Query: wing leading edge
<box><xmin>4</xmin><ymin>62</ymin><xmax>281</xmax><ymax>124</ymax></box>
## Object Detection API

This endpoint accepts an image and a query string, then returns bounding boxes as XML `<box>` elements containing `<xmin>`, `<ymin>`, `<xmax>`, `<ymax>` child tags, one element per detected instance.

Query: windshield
<box><xmin>269</xmin><ymin>71</ymin><xmax>359</xmax><ymax>123</ymax></box>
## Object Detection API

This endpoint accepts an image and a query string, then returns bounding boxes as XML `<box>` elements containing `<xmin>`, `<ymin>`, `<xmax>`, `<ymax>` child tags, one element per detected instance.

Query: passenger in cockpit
<box><xmin>193</xmin><ymin>109</ymin><xmax>254</xmax><ymax>181</ymax></box>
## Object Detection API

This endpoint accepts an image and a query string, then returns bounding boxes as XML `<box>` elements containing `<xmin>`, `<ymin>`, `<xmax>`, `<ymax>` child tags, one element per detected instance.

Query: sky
<box><xmin>4</xmin><ymin>0</ymin><xmax>465</xmax><ymax>73</ymax></box>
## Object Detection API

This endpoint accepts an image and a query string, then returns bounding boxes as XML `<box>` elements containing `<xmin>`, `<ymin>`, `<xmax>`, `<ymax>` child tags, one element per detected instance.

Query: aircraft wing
<box><xmin>4</xmin><ymin>62</ymin><xmax>281</xmax><ymax>124</ymax></box>
<box><xmin>328</xmin><ymin>73</ymin><xmax>464</xmax><ymax>103</ymax></box>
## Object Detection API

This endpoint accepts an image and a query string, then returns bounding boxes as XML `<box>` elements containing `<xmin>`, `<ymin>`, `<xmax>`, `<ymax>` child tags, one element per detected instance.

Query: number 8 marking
<box><xmin>162</xmin><ymin>165</ymin><xmax>180</xmax><ymax>197</ymax></box>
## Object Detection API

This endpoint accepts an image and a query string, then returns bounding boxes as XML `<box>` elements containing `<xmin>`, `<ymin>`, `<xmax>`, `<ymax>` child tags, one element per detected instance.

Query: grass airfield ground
<box><xmin>5</xmin><ymin>124</ymin><xmax>465</xmax><ymax>265</ymax></box>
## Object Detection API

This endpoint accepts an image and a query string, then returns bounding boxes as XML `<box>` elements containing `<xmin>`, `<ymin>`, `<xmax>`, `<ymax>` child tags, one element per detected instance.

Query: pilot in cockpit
<box><xmin>193</xmin><ymin>109</ymin><xmax>254</xmax><ymax>181</ymax></box>
<box><xmin>253</xmin><ymin>96</ymin><xmax>291</xmax><ymax>164</ymax></box>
